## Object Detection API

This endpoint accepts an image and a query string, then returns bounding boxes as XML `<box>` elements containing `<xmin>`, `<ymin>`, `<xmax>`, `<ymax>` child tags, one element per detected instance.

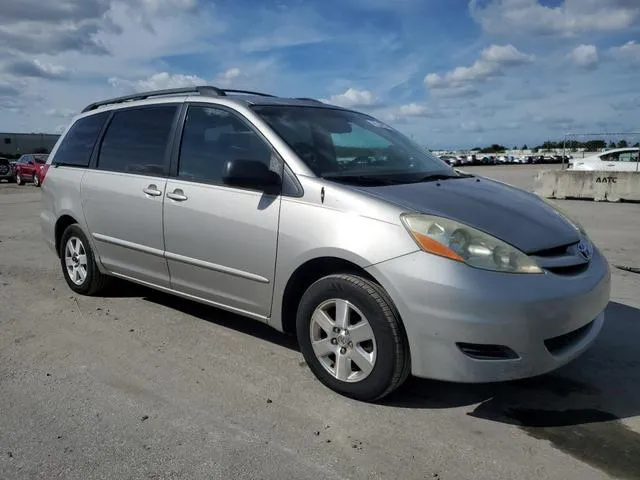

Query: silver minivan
<box><xmin>41</xmin><ymin>86</ymin><xmax>611</xmax><ymax>401</ymax></box>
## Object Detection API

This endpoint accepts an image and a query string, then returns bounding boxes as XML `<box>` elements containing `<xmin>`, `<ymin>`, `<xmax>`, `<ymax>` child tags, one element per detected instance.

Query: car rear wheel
<box><xmin>16</xmin><ymin>174</ymin><xmax>24</xmax><ymax>185</ymax></box>
<box><xmin>296</xmin><ymin>274</ymin><xmax>410</xmax><ymax>401</ymax></box>
<box><xmin>60</xmin><ymin>224</ymin><xmax>110</xmax><ymax>295</ymax></box>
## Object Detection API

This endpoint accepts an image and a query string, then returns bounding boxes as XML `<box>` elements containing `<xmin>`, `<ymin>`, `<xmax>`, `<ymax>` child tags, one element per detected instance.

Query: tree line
<box><xmin>469</xmin><ymin>140</ymin><xmax>640</xmax><ymax>154</ymax></box>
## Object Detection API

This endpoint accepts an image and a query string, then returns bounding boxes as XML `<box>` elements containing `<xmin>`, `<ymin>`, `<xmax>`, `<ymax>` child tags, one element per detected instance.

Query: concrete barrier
<box><xmin>534</xmin><ymin>170</ymin><xmax>640</xmax><ymax>202</ymax></box>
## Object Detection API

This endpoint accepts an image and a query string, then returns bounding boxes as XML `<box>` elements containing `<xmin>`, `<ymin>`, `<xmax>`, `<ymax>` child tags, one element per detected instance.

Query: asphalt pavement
<box><xmin>1</xmin><ymin>165</ymin><xmax>639</xmax><ymax>480</ymax></box>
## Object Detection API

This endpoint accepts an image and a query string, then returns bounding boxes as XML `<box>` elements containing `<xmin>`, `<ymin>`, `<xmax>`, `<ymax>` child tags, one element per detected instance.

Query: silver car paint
<box><xmin>163</xmin><ymin>179</ymin><xmax>280</xmax><ymax>319</ymax></box>
<box><xmin>41</xmin><ymin>93</ymin><xmax>611</xmax><ymax>383</ymax></box>
<box><xmin>82</xmin><ymin>170</ymin><xmax>171</xmax><ymax>288</ymax></box>
<box><xmin>366</xmin><ymin>247</ymin><xmax>610</xmax><ymax>381</ymax></box>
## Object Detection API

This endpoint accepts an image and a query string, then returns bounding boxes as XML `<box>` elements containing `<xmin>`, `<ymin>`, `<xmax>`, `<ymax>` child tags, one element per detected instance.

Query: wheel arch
<box><xmin>279</xmin><ymin>256</ymin><xmax>378</xmax><ymax>336</ymax></box>
<box><xmin>55</xmin><ymin>214</ymin><xmax>80</xmax><ymax>257</ymax></box>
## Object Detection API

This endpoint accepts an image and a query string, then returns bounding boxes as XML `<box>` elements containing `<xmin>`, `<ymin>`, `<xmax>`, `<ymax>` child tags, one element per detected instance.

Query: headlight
<box><xmin>401</xmin><ymin>214</ymin><xmax>543</xmax><ymax>274</ymax></box>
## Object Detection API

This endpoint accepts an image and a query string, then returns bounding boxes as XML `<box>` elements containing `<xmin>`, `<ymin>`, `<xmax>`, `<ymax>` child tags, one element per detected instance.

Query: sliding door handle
<box><xmin>167</xmin><ymin>189</ymin><xmax>188</xmax><ymax>201</ymax></box>
<box><xmin>143</xmin><ymin>184</ymin><xmax>162</xmax><ymax>196</ymax></box>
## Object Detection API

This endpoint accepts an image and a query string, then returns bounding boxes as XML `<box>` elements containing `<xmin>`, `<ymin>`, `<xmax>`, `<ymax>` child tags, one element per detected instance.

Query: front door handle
<box><xmin>143</xmin><ymin>184</ymin><xmax>162</xmax><ymax>196</ymax></box>
<box><xmin>606</xmin><ymin>163</ymin><xmax>615</xmax><ymax>167</ymax></box>
<box><xmin>166</xmin><ymin>189</ymin><xmax>188</xmax><ymax>201</ymax></box>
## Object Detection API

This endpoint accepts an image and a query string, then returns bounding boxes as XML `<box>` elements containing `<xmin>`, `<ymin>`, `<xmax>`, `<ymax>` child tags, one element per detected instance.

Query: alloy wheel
<box><xmin>309</xmin><ymin>298</ymin><xmax>377</xmax><ymax>383</ymax></box>
<box><xmin>65</xmin><ymin>237</ymin><xmax>88</xmax><ymax>286</ymax></box>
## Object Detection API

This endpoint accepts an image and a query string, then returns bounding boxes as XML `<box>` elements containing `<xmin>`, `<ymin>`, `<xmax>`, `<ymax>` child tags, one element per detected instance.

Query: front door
<box><xmin>81</xmin><ymin>104</ymin><xmax>179</xmax><ymax>287</ymax></box>
<box><xmin>163</xmin><ymin>104</ymin><xmax>281</xmax><ymax>319</ymax></box>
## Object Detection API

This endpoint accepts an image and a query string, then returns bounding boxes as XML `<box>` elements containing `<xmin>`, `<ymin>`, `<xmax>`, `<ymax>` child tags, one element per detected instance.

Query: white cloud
<box><xmin>239</xmin><ymin>29</ymin><xmax>327</xmax><ymax>53</ymax></box>
<box><xmin>214</xmin><ymin>67</ymin><xmax>241</xmax><ymax>87</ymax></box>
<box><xmin>470</xmin><ymin>0</ymin><xmax>640</xmax><ymax>37</ymax></box>
<box><xmin>324</xmin><ymin>88</ymin><xmax>379</xmax><ymax>108</ymax></box>
<box><xmin>397</xmin><ymin>103</ymin><xmax>435</xmax><ymax>117</ymax></box>
<box><xmin>384</xmin><ymin>103</ymin><xmax>440</xmax><ymax>122</ymax></box>
<box><xmin>138</xmin><ymin>0</ymin><xmax>197</xmax><ymax>15</ymax></box>
<box><xmin>481</xmin><ymin>44</ymin><xmax>534</xmax><ymax>65</ymax></box>
<box><xmin>108</xmin><ymin>72</ymin><xmax>206</xmax><ymax>92</ymax></box>
<box><xmin>3</xmin><ymin>59</ymin><xmax>69</xmax><ymax>79</ymax></box>
<box><xmin>46</xmin><ymin>108</ymin><xmax>77</xmax><ymax>118</ymax></box>
<box><xmin>609</xmin><ymin>40</ymin><xmax>640</xmax><ymax>63</ymax></box>
<box><xmin>569</xmin><ymin>44</ymin><xmax>599</xmax><ymax>69</ymax></box>
<box><xmin>425</xmin><ymin>44</ymin><xmax>533</xmax><ymax>90</ymax></box>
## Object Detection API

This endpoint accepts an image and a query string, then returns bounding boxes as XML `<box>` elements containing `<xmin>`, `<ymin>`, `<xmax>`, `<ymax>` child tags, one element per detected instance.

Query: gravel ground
<box><xmin>1</xmin><ymin>166</ymin><xmax>639</xmax><ymax>480</ymax></box>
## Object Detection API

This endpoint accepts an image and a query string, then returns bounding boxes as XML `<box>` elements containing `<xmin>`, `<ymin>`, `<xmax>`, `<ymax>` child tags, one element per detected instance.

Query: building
<box><xmin>1</xmin><ymin>132</ymin><xmax>60</xmax><ymax>157</ymax></box>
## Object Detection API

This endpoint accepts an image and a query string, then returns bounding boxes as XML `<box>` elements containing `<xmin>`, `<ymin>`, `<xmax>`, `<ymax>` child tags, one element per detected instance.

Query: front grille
<box><xmin>0</xmin><ymin>165</ymin><xmax>9</xmax><ymax>175</ymax></box>
<box><xmin>530</xmin><ymin>241</ymin><xmax>591</xmax><ymax>276</ymax></box>
<box><xmin>544</xmin><ymin>321</ymin><xmax>594</xmax><ymax>355</ymax></box>
<box><xmin>531</xmin><ymin>243</ymin><xmax>575</xmax><ymax>257</ymax></box>
<box><xmin>456</xmin><ymin>343</ymin><xmax>519</xmax><ymax>360</ymax></box>
<box><xmin>545</xmin><ymin>263</ymin><xmax>589</xmax><ymax>276</ymax></box>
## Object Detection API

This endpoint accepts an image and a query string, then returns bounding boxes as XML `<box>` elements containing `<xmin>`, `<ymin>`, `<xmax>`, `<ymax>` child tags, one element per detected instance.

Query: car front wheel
<box><xmin>16</xmin><ymin>174</ymin><xmax>24</xmax><ymax>185</ymax></box>
<box><xmin>33</xmin><ymin>174</ymin><xmax>40</xmax><ymax>187</ymax></box>
<box><xmin>296</xmin><ymin>274</ymin><xmax>410</xmax><ymax>401</ymax></box>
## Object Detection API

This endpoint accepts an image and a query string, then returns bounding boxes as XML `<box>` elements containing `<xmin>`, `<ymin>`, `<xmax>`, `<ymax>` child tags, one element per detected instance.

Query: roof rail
<box><xmin>222</xmin><ymin>89</ymin><xmax>275</xmax><ymax>97</ymax></box>
<box><xmin>81</xmin><ymin>85</ymin><xmax>225</xmax><ymax>113</ymax></box>
<box><xmin>296</xmin><ymin>97</ymin><xmax>323</xmax><ymax>103</ymax></box>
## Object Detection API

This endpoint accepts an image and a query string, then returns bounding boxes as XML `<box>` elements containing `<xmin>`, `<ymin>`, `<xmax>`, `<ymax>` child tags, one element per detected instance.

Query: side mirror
<box><xmin>222</xmin><ymin>159</ymin><xmax>281</xmax><ymax>193</ymax></box>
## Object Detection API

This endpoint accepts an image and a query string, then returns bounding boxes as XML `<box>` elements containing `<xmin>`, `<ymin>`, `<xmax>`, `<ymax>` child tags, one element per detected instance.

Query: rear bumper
<box><xmin>366</xmin><ymin>247</ymin><xmax>611</xmax><ymax>382</ymax></box>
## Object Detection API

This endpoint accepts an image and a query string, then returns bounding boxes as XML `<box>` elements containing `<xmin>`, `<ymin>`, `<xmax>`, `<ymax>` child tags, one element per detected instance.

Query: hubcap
<box><xmin>64</xmin><ymin>237</ymin><xmax>88</xmax><ymax>286</ymax></box>
<box><xmin>310</xmin><ymin>299</ymin><xmax>377</xmax><ymax>383</ymax></box>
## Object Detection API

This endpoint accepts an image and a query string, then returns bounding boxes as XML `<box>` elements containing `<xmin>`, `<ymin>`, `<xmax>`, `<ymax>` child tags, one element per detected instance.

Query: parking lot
<box><xmin>1</xmin><ymin>165</ymin><xmax>639</xmax><ymax>480</ymax></box>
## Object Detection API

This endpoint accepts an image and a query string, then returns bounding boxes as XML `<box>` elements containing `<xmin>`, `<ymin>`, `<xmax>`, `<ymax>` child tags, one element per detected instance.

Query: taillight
<box><xmin>40</xmin><ymin>164</ymin><xmax>50</xmax><ymax>184</ymax></box>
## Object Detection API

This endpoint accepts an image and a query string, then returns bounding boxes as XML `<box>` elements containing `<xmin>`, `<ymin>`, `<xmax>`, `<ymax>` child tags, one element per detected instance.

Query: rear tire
<box><xmin>16</xmin><ymin>174</ymin><xmax>24</xmax><ymax>185</ymax></box>
<box><xmin>59</xmin><ymin>224</ymin><xmax>110</xmax><ymax>295</ymax></box>
<box><xmin>296</xmin><ymin>274</ymin><xmax>410</xmax><ymax>402</ymax></box>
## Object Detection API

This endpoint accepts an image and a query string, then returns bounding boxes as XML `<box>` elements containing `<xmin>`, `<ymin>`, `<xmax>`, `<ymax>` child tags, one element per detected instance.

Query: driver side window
<box><xmin>178</xmin><ymin>106</ymin><xmax>273</xmax><ymax>185</ymax></box>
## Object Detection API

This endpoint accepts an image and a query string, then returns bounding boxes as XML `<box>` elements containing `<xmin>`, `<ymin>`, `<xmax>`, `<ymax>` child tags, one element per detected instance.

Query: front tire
<box><xmin>33</xmin><ymin>174</ymin><xmax>40</xmax><ymax>187</ymax></box>
<box><xmin>59</xmin><ymin>224</ymin><xmax>110</xmax><ymax>295</ymax></box>
<box><xmin>16</xmin><ymin>174</ymin><xmax>24</xmax><ymax>185</ymax></box>
<box><xmin>296</xmin><ymin>274</ymin><xmax>410</xmax><ymax>401</ymax></box>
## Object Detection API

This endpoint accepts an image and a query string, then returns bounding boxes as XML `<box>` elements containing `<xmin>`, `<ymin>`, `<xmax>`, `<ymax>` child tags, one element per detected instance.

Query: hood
<box><xmin>351</xmin><ymin>176</ymin><xmax>580</xmax><ymax>254</ymax></box>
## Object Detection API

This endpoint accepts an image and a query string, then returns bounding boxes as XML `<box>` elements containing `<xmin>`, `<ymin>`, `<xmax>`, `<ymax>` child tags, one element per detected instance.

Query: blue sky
<box><xmin>0</xmin><ymin>0</ymin><xmax>639</xmax><ymax>148</ymax></box>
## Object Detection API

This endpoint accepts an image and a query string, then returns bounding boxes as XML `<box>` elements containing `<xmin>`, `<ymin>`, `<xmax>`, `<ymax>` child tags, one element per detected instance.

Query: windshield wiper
<box><xmin>321</xmin><ymin>174</ymin><xmax>405</xmax><ymax>186</ymax></box>
<box><xmin>414</xmin><ymin>173</ymin><xmax>471</xmax><ymax>183</ymax></box>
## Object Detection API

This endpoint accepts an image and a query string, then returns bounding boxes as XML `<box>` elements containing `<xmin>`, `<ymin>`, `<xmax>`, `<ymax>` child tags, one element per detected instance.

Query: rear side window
<box><xmin>97</xmin><ymin>106</ymin><xmax>177</xmax><ymax>175</ymax></box>
<box><xmin>54</xmin><ymin>112</ymin><xmax>109</xmax><ymax>167</ymax></box>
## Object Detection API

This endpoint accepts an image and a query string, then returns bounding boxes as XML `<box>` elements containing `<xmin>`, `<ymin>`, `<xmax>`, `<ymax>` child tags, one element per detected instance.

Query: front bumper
<box><xmin>365</xmin><ymin>247</ymin><xmax>611</xmax><ymax>382</ymax></box>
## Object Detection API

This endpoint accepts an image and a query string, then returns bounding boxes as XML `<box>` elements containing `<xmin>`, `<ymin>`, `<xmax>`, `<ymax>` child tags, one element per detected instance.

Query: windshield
<box><xmin>252</xmin><ymin>105</ymin><xmax>458</xmax><ymax>184</ymax></box>
<box><xmin>33</xmin><ymin>154</ymin><xmax>48</xmax><ymax>164</ymax></box>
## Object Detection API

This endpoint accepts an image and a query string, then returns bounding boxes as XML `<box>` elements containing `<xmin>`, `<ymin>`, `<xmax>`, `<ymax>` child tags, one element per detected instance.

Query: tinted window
<box><xmin>98</xmin><ymin>106</ymin><xmax>177</xmax><ymax>175</ymax></box>
<box><xmin>178</xmin><ymin>106</ymin><xmax>272</xmax><ymax>184</ymax></box>
<box><xmin>54</xmin><ymin>113</ymin><xmax>109</xmax><ymax>167</ymax></box>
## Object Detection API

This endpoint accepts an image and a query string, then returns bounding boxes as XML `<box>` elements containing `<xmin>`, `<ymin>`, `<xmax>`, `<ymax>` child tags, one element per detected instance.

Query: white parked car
<box><xmin>570</xmin><ymin>148</ymin><xmax>640</xmax><ymax>172</ymax></box>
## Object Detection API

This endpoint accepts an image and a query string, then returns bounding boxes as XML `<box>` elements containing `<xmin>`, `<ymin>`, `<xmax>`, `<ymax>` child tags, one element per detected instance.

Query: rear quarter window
<box><xmin>53</xmin><ymin>112</ymin><xmax>109</xmax><ymax>167</ymax></box>
<box><xmin>96</xmin><ymin>105</ymin><xmax>177</xmax><ymax>175</ymax></box>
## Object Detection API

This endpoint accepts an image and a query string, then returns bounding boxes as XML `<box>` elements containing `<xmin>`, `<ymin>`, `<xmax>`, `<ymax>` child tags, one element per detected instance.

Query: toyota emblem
<box><xmin>577</xmin><ymin>240</ymin><xmax>593</xmax><ymax>261</ymax></box>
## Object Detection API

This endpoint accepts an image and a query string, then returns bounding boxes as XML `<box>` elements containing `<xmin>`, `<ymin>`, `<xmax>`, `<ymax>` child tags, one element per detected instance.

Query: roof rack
<box><xmin>80</xmin><ymin>85</ymin><xmax>316</xmax><ymax>113</ymax></box>
<box><xmin>296</xmin><ymin>97</ymin><xmax>323</xmax><ymax>103</ymax></box>
<box><xmin>222</xmin><ymin>89</ymin><xmax>275</xmax><ymax>97</ymax></box>
<box><xmin>81</xmin><ymin>85</ymin><xmax>225</xmax><ymax>113</ymax></box>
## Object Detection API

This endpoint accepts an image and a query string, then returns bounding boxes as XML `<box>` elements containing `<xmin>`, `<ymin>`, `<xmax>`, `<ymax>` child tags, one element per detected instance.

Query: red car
<box><xmin>14</xmin><ymin>154</ymin><xmax>49</xmax><ymax>187</ymax></box>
